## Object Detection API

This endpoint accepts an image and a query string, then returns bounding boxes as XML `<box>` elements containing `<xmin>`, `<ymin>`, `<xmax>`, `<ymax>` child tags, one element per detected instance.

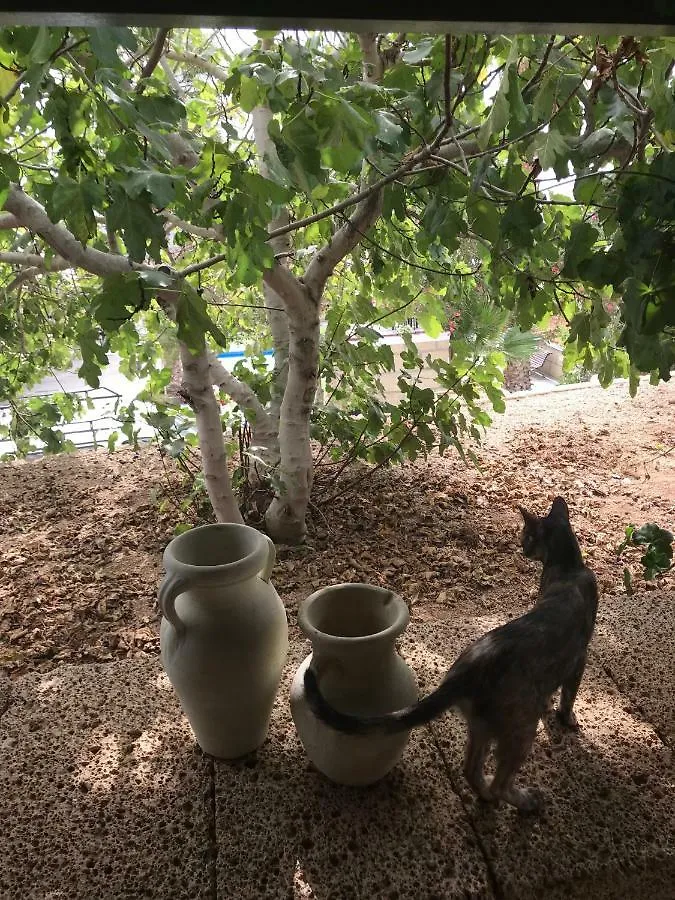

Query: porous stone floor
<box><xmin>1</xmin><ymin>606</ymin><xmax>673</xmax><ymax>900</ymax></box>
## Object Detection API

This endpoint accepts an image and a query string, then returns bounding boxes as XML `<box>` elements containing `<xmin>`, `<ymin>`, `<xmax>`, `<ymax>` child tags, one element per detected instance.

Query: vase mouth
<box><xmin>298</xmin><ymin>583</ymin><xmax>409</xmax><ymax>647</ymax></box>
<box><xmin>163</xmin><ymin>522</ymin><xmax>268</xmax><ymax>581</ymax></box>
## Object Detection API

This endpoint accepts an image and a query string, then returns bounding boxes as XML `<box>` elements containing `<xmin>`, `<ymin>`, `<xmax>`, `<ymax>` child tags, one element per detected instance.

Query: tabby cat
<box><xmin>303</xmin><ymin>496</ymin><xmax>598</xmax><ymax>813</ymax></box>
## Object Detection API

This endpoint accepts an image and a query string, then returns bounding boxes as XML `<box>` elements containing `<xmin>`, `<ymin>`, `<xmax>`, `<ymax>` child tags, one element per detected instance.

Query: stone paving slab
<box><xmin>0</xmin><ymin>659</ymin><xmax>212</xmax><ymax>900</ymax></box>
<box><xmin>2</xmin><ymin>612</ymin><xmax>672</xmax><ymax>900</ymax></box>
<box><xmin>595</xmin><ymin>591</ymin><xmax>675</xmax><ymax>745</ymax></box>
<box><xmin>404</xmin><ymin>619</ymin><xmax>675</xmax><ymax>900</ymax></box>
<box><xmin>214</xmin><ymin>634</ymin><xmax>492</xmax><ymax>900</ymax></box>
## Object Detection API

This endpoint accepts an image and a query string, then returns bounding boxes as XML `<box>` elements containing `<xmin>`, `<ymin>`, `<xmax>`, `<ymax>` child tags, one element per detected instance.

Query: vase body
<box><xmin>290</xmin><ymin>583</ymin><xmax>418</xmax><ymax>786</ymax></box>
<box><xmin>159</xmin><ymin>523</ymin><xmax>288</xmax><ymax>759</ymax></box>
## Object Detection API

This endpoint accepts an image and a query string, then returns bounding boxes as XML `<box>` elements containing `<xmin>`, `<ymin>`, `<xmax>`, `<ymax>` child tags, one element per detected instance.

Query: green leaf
<box><xmin>88</xmin><ymin>27</ymin><xmax>138</xmax><ymax>68</ymax></box>
<box><xmin>27</xmin><ymin>27</ymin><xmax>66</xmax><ymax>64</ymax></box>
<box><xmin>92</xmin><ymin>274</ymin><xmax>147</xmax><ymax>333</ymax></box>
<box><xmin>374</xmin><ymin>110</ymin><xmax>403</xmax><ymax>146</ymax></box>
<box><xmin>630</xmin><ymin>523</ymin><xmax>674</xmax><ymax>546</ymax></box>
<box><xmin>530</xmin><ymin>128</ymin><xmax>568</xmax><ymax>170</ymax></box>
<box><xmin>573</xmin><ymin>174</ymin><xmax>604</xmax><ymax>205</ymax></box>
<box><xmin>106</xmin><ymin>187</ymin><xmax>166</xmax><ymax>262</ymax></box>
<box><xmin>176</xmin><ymin>284</ymin><xmax>229</xmax><ymax>353</ymax></box>
<box><xmin>478</xmin><ymin>85</ymin><xmax>509</xmax><ymax>149</ymax></box>
<box><xmin>505</xmin><ymin>65</ymin><xmax>528</xmax><ymax>124</ymax></box>
<box><xmin>135</xmin><ymin>93</ymin><xmax>185</xmax><ymax>127</ymax></box>
<box><xmin>48</xmin><ymin>176</ymin><xmax>104</xmax><ymax>244</ymax></box>
<box><xmin>562</xmin><ymin>222</ymin><xmax>598</xmax><ymax>278</ymax></box>
<box><xmin>466</xmin><ymin>198</ymin><xmax>500</xmax><ymax>243</ymax></box>
<box><xmin>0</xmin><ymin>151</ymin><xmax>20</xmax><ymax>185</ymax></box>
<box><xmin>418</xmin><ymin>311</ymin><xmax>443</xmax><ymax>339</ymax></box>
<box><xmin>500</xmin><ymin>196</ymin><xmax>543</xmax><ymax>249</ymax></box>
<box><xmin>402</xmin><ymin>39</ymin><xmax>434</xmax><ymax>64</ymax></box>
<box><xmin>120</xmin><ymin>168</ymin><xmax>180</xmax><ymax>207</ymax></box>
<box><xmin>239</xmin><ymin>76</ymin><xmax>262</xmax><ymax>113</ymax></box>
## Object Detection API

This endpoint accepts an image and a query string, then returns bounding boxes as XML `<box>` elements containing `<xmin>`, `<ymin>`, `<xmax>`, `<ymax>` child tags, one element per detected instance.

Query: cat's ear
<box><xmin>518</xmin><ymin>505</ymin><xmax>537</xmax><ymax>525</ymax></box>
<box><xmin>549</xmin><ymin>496</ymin><xmax>570</xmax><ymax>520</ymax></box>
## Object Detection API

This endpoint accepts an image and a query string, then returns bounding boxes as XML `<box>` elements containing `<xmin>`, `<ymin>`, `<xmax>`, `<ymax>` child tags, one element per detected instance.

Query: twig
<box><xmin>522</xmin><ymin>35</ymin><xmax>556</xmax><ymax>97</ymax></box>
<box><xmin>443</xmin><ymin>34</ymin><xmax>453</xmax><ymax>126</ymax></box>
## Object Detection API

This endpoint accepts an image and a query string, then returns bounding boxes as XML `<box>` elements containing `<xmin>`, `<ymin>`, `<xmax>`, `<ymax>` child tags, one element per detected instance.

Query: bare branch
<box><xmin>358</xmin><ymin>32</ymin><xmax>383</xmax><ymax>83</ymax></box>
<box><xmin>262</xmin><ymin>263</ymin><xmax>308</xmax><ymax>316</ymax></box>
<box><xmin>3</xmin><ymin>267</ymin><xmax>41</xmax><ymax>292</ymax></box>
<box><xmin>136</xmin><ymin>28</ymin><xmax>171</xmax><ymax>93</ymax></box>
<box><xmin>177</xmin><ymin>253</ymin><xmax>228</xmax><ymax>277</ymax></box>
<box><xmin>0</xmin><ymin>251</ymin><xmax>71</xmax><ymax>271</ymax></box>
<box><xmin>3</xmin><ymin>184</ymin><xmax>152</xmax><ymax>277</ymax></box>
<box><xmin>0</xmin><ymin>213</ymin><xmax>20</xmax><ymax>230</ymax></box>
<box><xmin>165</xmin><ymin>49</ymin><xmax>230</xmax><ymax>83</ymax></box>
<box><xmin>207</xmin><ymin>352</ymin><xmax>271</xmax><ymax>427</ymax></box>
<box><xmin>160</xmin><ymin>56</ymin><xmax>185</xmax><ymax>98</ymax></box>
<box><xmin>304</xmin><ymin>190</ymin><xmax>383</xmax><ymax>300</ymax></box>
<box><xmin>522</xmin><ymin>35</ymin><xmax>556</xmax><ymax>97</ymax></box>
<box><xmin>163</xmin><ymin>211</ymin><xmax>223</xmax><ymax>240</ymax></box>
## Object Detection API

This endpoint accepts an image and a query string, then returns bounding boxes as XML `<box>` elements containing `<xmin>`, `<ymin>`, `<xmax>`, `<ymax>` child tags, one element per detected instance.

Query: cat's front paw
<box><xmin>556</xmin><ymin>707</ymin><xmax>580</xmax><ymax>731</ymax></box>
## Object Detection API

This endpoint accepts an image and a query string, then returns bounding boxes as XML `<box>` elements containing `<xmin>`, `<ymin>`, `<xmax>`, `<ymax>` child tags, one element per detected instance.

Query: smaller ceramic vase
<box><xmin>290</xmin><ymin>582</ymin><xmax>418</xmax><ymax>786</ymax></box>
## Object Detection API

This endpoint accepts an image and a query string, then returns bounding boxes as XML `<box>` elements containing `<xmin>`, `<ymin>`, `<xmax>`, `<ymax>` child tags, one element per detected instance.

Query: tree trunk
<box><xmin>252</xmin><ymin>90</ymin><xmax>291</xmax><ymax>459</ymax></box>
<box><xmin>264</xmin><ymin>290</ymin><xmax>320</xmax><ymax>543</ymax></box>
<box><xmin>180</xmin><ymin>341</ymin><xmax>244</xmax><ymax>523</ymax></box>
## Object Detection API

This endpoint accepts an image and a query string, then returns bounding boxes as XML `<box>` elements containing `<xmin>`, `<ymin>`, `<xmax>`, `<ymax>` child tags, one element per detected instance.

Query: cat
<box><xmin>303</xmin><ymin>496</ymin><xmax>598</xmax><ymax>813</ymax></box>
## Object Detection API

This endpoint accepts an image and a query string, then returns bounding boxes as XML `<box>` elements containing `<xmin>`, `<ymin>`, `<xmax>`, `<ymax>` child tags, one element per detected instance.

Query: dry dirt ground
<box><xmin>1</xmin><ymin>379</ymin><xmax>673</xmax><ymax>725</ymax></box>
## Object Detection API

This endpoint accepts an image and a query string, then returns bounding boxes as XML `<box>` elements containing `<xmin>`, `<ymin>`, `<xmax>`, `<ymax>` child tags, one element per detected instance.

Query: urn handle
<box><xmin>260</xmin><ymin>535</ymin><xmax>276</xmax><ymax>583</ymax></box>
<box><xmin>158</xmin><ymin>573</ymin><xmax>189</xmax><ymax>637</ymax></box>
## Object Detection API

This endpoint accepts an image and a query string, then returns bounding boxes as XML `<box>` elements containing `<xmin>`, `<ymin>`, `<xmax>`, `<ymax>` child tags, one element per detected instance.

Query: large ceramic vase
<box><xmin>290</xmin><ymin>583</ymin><xmax>418</xmax><ymax>786</ymax></box>
<box><xmin>159</xmin><ymin>522</ymin><xmax>288</xmax><ymax>759</ymax></box>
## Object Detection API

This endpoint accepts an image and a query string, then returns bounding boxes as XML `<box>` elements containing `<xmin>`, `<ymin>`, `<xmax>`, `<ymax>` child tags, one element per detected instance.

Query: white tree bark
<box><xmin>251</xmin><ymin>97</ymin><xmax>291</xmax><ymax>444</ymax></box>
<box><xmin>207</xmin><ymin>351</ymin><xmax>280</xmax><ymax>471</ymax></box>
<box><xmin>3</xmin><ymin>187</ymin><xmax>243</xmax><ymax>526</ymax></box>
<box><xmin>3</xmin><ymin>185</ymin><xmax>150</xmax><ymax>277</ymax></box>
<box><xmin>179</xmin><ymin>340</ymin><xmax>244</xmax><ymax>524</ymax></box>
<box><xmin>262</xmin><ymin>265</ymin><xmax>318</xmax><ymax>543</ymax></box>
<box><xmin>261</xmin><ymin>32</ymin><xmax>390</xmax><ymax>543</ymax></box>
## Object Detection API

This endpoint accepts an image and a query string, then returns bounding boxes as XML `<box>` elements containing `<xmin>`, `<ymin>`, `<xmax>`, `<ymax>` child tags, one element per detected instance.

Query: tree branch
<box><xmin>304</xmin><ymin>190</ymin><xmax>383</xmax><ymax>300</ymax></box>
<box><xmin>162</xmin><ymin>211</ymin><xmax>223</xmax><ymax>240</ymax></box>
<box><xmin>160</xmin><ymin>56</ymin><xmax>185</xmax><ymax>98</ymax></box>
<box><xmin>207</xmin><ymin>352</ymin><xmax>271</xmax><ymax>426</ymax></box>
<box><xmin>136</xmin><ymin>28</ymin><xmax>171</xmax><ymax>93</ymax></box>
<box><xmin>165</xmin><ymin>49</ymin><xmax>230</xmax><ymax>83</ymax></box>
<box><xmin>262</xmin><ymin>263</ymin><xmax>308</xmax><ymax>317</ymax></box>
<box><xmin>358</xmin><ymin>32</ymin><xmax>383</xmax><ymax>83</ymax></box>
<box><xmin>0</xmin><ymin>251</ymin><xmax>71</xmax><ymax>271</ymax></box>
<box><xmin>0</xmin><ymin>213</ymin><xmax>19</xmax><ymax>230</ymax></box>
<box><xmin>3</xmin><ymin>184</ymin><xmax>152</xmax><ymax>277</ymax></box>
<box><xmin>266</xmin><ymin>128</ymin><xmax>479</xmax><ymax>243</ymax></box>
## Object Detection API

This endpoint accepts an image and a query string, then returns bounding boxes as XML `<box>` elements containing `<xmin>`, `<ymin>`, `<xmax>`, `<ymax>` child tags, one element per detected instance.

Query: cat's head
<box><xmin>517</xmin><ymin>497</ymin><xmax>570</xmax><ymax>560</ymax></box>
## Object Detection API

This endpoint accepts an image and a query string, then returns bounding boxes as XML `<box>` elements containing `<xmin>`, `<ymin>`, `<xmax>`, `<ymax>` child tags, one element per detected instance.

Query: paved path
<box><xmin>1</xmin><ymin>615</ymin><xmax>672</xmax><ymax>900</ymax></box>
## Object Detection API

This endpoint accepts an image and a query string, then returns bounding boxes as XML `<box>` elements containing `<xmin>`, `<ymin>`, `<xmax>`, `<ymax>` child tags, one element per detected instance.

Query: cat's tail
<box><xmin>303</xmin><ymin>665</ymin><xmax>463</xmax><ymax>735</ymax></box>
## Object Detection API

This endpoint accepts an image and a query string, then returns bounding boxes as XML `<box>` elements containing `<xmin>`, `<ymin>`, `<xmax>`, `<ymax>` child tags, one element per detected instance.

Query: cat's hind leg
<box><xmin>463</xmin><ymin>718</ymin><xmax>493</xmax><ymax>802</ymax></box>
<box><xmin>557</xmin><ymin>654</ymin><xmax>587</xmax><ymax>731</ymax></box>
<box><xmin>489</xmin><ymin>723</ymin><xmax>541</xmax><ymax>814</ymax></box>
